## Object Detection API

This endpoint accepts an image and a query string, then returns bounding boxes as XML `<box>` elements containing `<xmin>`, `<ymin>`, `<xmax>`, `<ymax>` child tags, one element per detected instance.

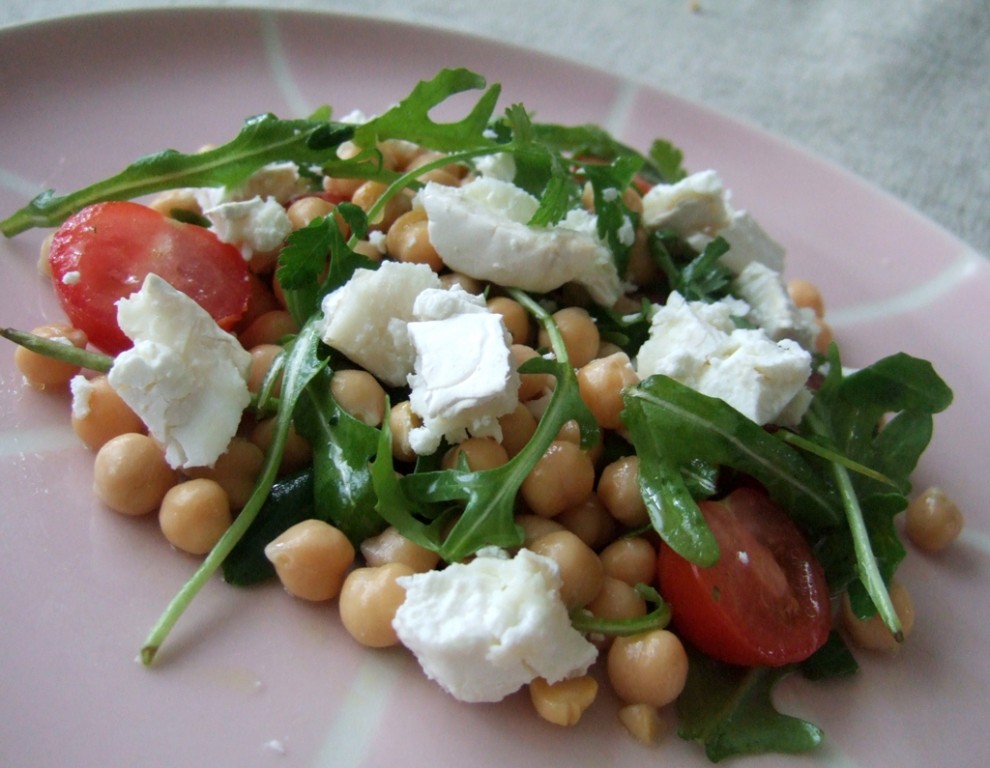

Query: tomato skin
<box><xmin>657</xmin><ymin>487</ymin><xmax>831</xmax><ymax>668</ymax></box>
<box><xmin>48</xmin><ymin>201</ymin><xmax>251</xmax><ymax>354</ymax></box>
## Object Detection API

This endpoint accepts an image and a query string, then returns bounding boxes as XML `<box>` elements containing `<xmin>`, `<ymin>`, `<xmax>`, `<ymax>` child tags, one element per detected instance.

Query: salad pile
<box><xmin>1</xmin><ymin>69</ymin><xmax>961</xmax><ymax>761</ymax></box>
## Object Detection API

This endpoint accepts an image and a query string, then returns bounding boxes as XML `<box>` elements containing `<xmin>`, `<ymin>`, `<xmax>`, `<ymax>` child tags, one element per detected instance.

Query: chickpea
<box><xmin>338</xmin><ymin>563</ymin><xmax>415</xmax><ymax>648</ymax></box>
<box><xmin>520</xmin><ymin>440</ymin><xmax>596</xmax><ymax>518</ymax></box>
<box><xmin>577</xmin><ymin>352</ymin><xmax>639</xmax><ymax>430</ymax></box>
<box><xmin>93</xmin><ymin>433</ymin><xmax>177</xmax><ymax>516</ymax></box>
<box><xmin>331</xmin><ymin>369</ymin><xmax>387</xmax><ymax>427</ymax></box>
<box><xmin>250</xmin><ymin>417</ymin><xmax>312</xmax><ymax>475</ymax></box>
<box><xmin>37</xmin><ymin>233</ymin><xmax>54</xmax><ymax>277</ymax></box>
<box><xmin>385</xmin><ymin>208</ymin><xmax>443</xmax><ymax>271</ymax></box>
<box><xmin>598</xmin><ymin>455</ymin><xmax>649</xmax><ymax>527</ymax></box>
<box><xmin>361</xmin><ymin>526</ymin><xmax>439</xmax><ymax>573</ymax></box>
<box><xmin>537</xmin><ymin>307</ymin><xmax>600</xmax><ymax>369</ymax></box>
<box><xmin>600</xmin><ymin>537</ymin><xmax>656</xmax><ymax>588</ymax></box>
<box><xmin>442</xmin><ymin>437</ymin><xmax>509</xmax><ymax>471</ymax></box>
<box><xmin>497</xmin><ymin>403</ymin><xmax>538</xmax><ymax>458</ymax></box>
<box><xmin>70</xmin><ymin>374</ymin><xmax>144</xmax><ymax>451</ymax></box>
<box><xmin>389</xmin><ymin>400</ymin><xmax>422</xmax><ymax>463</ymax></box>
<box><xmin>239</xmin><ymin>273</ymin><xmax>283</xmax><ymax>330</ymax></box>
<box><xmin>264</xmin><ymin>519</ymin><xmax>355</xmax><ymax>601</ymax></box>
<box><xmin>555</xmin><ymin>496</ymin><xmax>616</xmax><ymax>550</ymax></box>
<box><xmin>515</xmin><ymin>514</ymin><xmax>566</xmax><ymax>546</ymax></box>
<box><xmin>586</xmin><ymin>576</ymin><xmax>647</xmax><ymax>621</ymax></box>
<box><xmin>487</xmin><ymin>296</ymin><xmax>532</xmax><ymax>346</ymax></box>
<box><xmin>553</xmin><ymin>419</ymin><xmax>603</xmax><ymax>465</ymax></box>
<box><xmin>14</xmin><ymin>323</ymin><xmax>88</xmax><ymax>391</ymax></box>
<box><xmin>529</xmin><ymin>675</ymin><xmax>598</xmax><ymax>727</ymax></box>
<box><xmin>379</xmin><ymin>139</ymin><xmax>421</xmax><ymax>171</ymax></box>
<box><xmin>787</xmin><ymin>278</ymin><xmax>825</xmax><ymax>318</ymax></box>
<box><xmin>814</xmin><ymin>319</ymin><xmax>834</xmax><ymax>355</ymax></box>
<box><xmin>351</xmin><ymin>180</ymin><xmax>412</xmax><ymax>232</ymax></box>
<box><xmin>617</xmin><ymin>703</ymin><xmax>664</xmax><ymax>746</ymax></box>
<box><xmin>239</xmin><ymin>310</ymin><xmax>298</xmax><ymax>350</ymax></box>
<box><xmin>438</xmin><ymin>272</ymin><xmax>484</xmax><ymax>294</ymax></box>
<box><xmin>624</xmin><ymin>229</ymin><xmax>658</xmax><ymax>287</ymax></box>
<box><xmin>511</xmin><ymin>344</ymin><xmax>555</xmax><ymax>402</ymax></box>
<box><xmin>904</xmin><ymin>486</ymin><xmax>964</xmax><ymax>552</ymax></box>
<box><xmin>286</xmin><ymin>195</ymin><xmax>336</xmax><ymax>230</ymax></box>
<box><xmin>529</xmin><ymin>530</ymin><xmax>604</xmax><ymax>609</ymax></box>
<box><xmin>185</xmin><ymin>436</ymin><xmax>265</xmax><ymax>510</ymax></box>
<box><xmin>404</xmin><ymin>150</ymin><xmax>466</xmax><ymax>179</ymax></box>
<box><xmin>607</xmin><ymin>629</ymin><xmax>689</xmax><ymax>708</ymax></box>
<box><xmin>841</xmin><ymin>580</ymin><xmax>915</xmax><ymax>653</ymax></box>
<box><xmin>247</xmin><ymin>344</ymin><xmax>284</xmax><ymax>395</ymax></box>
<box><xmin>159</xmin><ymin>478</ymin><xmax>232</xmax><ymax>555</ymax></box>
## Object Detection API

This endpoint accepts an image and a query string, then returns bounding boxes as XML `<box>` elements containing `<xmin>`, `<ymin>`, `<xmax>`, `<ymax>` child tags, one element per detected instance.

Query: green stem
<box><xmin>777</xmin><ymin>430</ymin><xmax>896</xmax><ymax>486</ymax></box>
<box><xmin>830</xmin><ymin>459</ymin><xmax>903</xmax><ymax>641</ymax></box>
<box><xmin>2</xmin><ymin>327</ymin><xmax>113</xmax><ymax>373</ymax></box>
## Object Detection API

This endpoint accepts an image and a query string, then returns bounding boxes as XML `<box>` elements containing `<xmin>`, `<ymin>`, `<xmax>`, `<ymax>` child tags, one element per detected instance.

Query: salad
<box><xmin>0</xmin><ymin>68</ymin><xmax>962</xmax><ymax>762</ymax></box>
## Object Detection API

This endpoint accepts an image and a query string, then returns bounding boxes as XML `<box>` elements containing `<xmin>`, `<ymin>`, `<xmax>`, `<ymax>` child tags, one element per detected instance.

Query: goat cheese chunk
<box><xmin>636</xmin><ymin>292</ymin><xmax>812</xmax><ymax>426</ymax></box>
<box><xmin>407</xmin><ymin>303</ymin><xmax>520</xmax><ymax>455</ymax></box>
<box><xmin>417</xmin><ymin>177</ymin><xmax>622</xmax><ymax>306</ymax></box>
<box><xmin>201</xmin><ymin>195</ymin><xmax>293</xmax><ymax>261</ymax></box>
<box><xmin>318</xmin><ymin>262</ymin><xmax>441</xmax><ymax>387</ymax></box>
<box><xmin>393</xmin><ymin>548</ymin><xmax>598</xmax><ymax>703</ymax></box>
<box><xmin>641</xmin><ymin>169</ymin><xmax>732</xmax><ymax>237</ymax></box>
<box><xmin>732</xmin><ymin>261</ymin><xmax>818</xmax><ymax>350</ymax></box>
<box><xmin>108</xmin><ymin>274</ymin><xmax>251</xmax><ymax>469</ymax></box>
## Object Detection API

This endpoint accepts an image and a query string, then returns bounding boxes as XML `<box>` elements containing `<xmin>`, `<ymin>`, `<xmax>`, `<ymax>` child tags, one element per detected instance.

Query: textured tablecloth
<box><xmin>3</xmin><ymin>0</ymin><xmax>988</xmax><ymax>258</ymax></box>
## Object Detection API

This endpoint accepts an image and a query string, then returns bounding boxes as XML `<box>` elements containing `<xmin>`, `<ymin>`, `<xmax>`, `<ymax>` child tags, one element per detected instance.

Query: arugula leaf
<box><xmin>2</xmin><ymin>114</ymin><xmax>354</xmax><ymax>235</ymax></box>
<box><xmin>140</xmin><ymin>317</ymin><xmax>327</xmax><ymax>665</ymax></box>
<box><xmin>368</xmin><ymin>289</ymin><xmax>600</xmax><ymax>563</ymax></box>
<box><xmin>582</xmin><ymin>155</ymin><xmax>643</xmax><ymax>278</ymax></box>
<box><xmin>222</xmin><ymin>469</ymin><xmax>315</xmax><ymax>586</ymax></box>
<box><xmin>294</xmin><ymin>367</ymin><xmax>387</xmax><ymax>547</ymax></box>
<box><xmin>354</xmin><ymin>68</ymin><xmax>500</xmax><ymax>152</ymax></box>
<box><xmin>678</xmin><ymin>647</ymin><xmax>823</xmax><ymax>762</ymax></box>
<box><xmin>622</xmin><ymin>375</ymin><xmax>840</xmax><ymax>565</ymax></box>
<box><xmin>800</xmin><ymin>631</ymin><xmax>859</xmax><ymax>681</ymax></box>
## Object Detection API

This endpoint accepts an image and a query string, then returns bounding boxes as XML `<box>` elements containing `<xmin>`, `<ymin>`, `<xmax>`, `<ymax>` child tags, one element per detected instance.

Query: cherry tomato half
<box><xmin>657</xmin><ymin>486</ymin><xmax>831</xmax><ymax>667</ymax></box>
<box><xmin>48</xmin><ymin>201</ymin><xmax>251</xmax><ymax>354</ymax></box>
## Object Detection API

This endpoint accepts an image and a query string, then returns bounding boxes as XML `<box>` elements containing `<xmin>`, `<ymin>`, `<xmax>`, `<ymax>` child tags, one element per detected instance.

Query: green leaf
<box><xmin>2</xmin><ymin>114</ymin><xmax>354</xmax><ymax>235</ymax></box>
<box><xmin>222</xmin><ymin>469</ymin><xmax>315</xmax><ymax>586</ymax></box>
<box><xmin>294</xmin><ymin>367</ymin><xmax>387</xmax><ymax>547</ymax></box>
<box><xmin>678</xmin><ymin>648</ymin><xmax>823</xmax><ymax>762</ymax></box>
<box><xmin>355</xmin><ymin>68</ymin><xmax>500</xmax><ymax>152</ymax></box>
<box><xmin>582</xmin><ymin>154</ymin><xmax>643</xmax><ymax>277</ymax></box>
<box><xmin>649</xmin><ymin>137</ymin><xmax>688</xmax><ymax>183</ymax></box>
<box><xmin>677</xmin><ymin>236</ymin><xmax>733</xmax><ymax>302</ymax></box>
<box><xmin>622</xmin><ymin>376</ymin><xmax>840</xmax><ymax>564</ymax></box>
<box><xmin>800</xmin><ymin>631</ymin><xmax>859</xmax><ymax>681</ymax></box>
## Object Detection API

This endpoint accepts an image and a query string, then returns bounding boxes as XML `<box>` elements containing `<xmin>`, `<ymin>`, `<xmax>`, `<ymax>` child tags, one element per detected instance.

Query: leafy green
<box><xmin>1</xmin><ymin>114</ymin><xmax>354</xmax><ymax>235</ymax></box>
<box><xmin>678</xmin><ymin>647</ymin><xmax>823</xmax><ymax>762</ymax></box>
<box><xmin>800</xmin><ymin>347</ymin><xmax>952</xmax><ymax>627</ymax></box>
<box><xmin>800</xmin><ymin>631</ymin><xmax>859</xmax><ymax>681</ymax></box>
<box><xmin>276</xmin><ymin>202</ymin><xmax>376</xmax><ymax>326</ymax></box>
<box><xmin>139</xmin><ymin>317</ymin><xmax>327</xmax><ymax>665</ymax></box>
<box><xmin>621</xmin><ymin>375</ymin><xmax>840</xmax><ymax>565</ymax></box>
<box><xmin>0</xmin><ymin>327</ymin><xmax>113</xmax><ymax>373</ymax></box>
<box><xmin>355</xmin><ymin>68</ymin><xmax>500</xmax><ymax>152</ymax></box>
<box><xmin>582</xmin><ymin>155</ymin><xmax>642</xmax><ymax>277</ymax></box>
<box><xmin>295</xmin><ymin>367</ymin><xmax>387</xmax><ymax>547</ymax></box>
<box><xmin>222</xmin><ymin>469</ymin><xmax>315</xmax><ymax>586</ymax></box>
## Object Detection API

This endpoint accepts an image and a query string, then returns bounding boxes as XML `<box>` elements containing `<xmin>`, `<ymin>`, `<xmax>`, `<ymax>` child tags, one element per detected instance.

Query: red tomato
<box><xmin>48</xmin><ymin>201</ymin><xmax>251</xmax><ymax>354</ymax></box>
<box><xmin>657</xmin><ymin>487</ymin><xmax>831</xmax><ymax>667</ymax></box>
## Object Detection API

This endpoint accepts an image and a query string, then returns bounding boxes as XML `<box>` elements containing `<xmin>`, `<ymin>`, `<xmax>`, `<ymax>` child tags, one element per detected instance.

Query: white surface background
<box><xmin>2</xmin><ymin>0</ymin><xmax>988</xmax><ymax>258</ymax></box>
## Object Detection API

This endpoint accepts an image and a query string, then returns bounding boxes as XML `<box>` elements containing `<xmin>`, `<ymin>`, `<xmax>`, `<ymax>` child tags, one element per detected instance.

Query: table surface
<box><xmin>2</xmin><ymin>0</ymin><xmax>988</xmax><ymax>258</ymax></box>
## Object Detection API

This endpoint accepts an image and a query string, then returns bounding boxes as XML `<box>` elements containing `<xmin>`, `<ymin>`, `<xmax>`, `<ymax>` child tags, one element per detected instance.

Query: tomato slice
<box><xmin>48</xmin><ymin>201</ymin><xmax>251</xmax><ymax>354</ymax></box>
<box><xmin>657</xmin><ymin>487</ymin><xmax>831</xmax><ymax>667</ymax></box>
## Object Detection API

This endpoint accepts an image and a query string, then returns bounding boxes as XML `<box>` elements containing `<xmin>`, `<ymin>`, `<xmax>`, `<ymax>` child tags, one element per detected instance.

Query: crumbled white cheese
<box><xmin>61</xmin><ymin>270</ymin><xmax>82</xmax><ymax>286</ymax></box>
<box><xmin>107</xmin><ymin>274</ymin><xmax>252</xmax><ymax>469</ymax></box>
<box><xmin>636</xmin><ymin>291</ymin><xmax>812</xmax><ymax>426</ymax></box>
<box><xmin>732</xmin><ymin>261</ymin><xmax>818</xmax><ymax>350</ymax></box>
<box><xmin>393</xmin><ymin>548</ymin><xmax>598</xmax><ymax>703</ymax></box>
<box><xmin>473</xmin><ymin>152</ymin><xmax>517</xmax><ymax>181</ymax></box>
<box><xmin>69</xmin><ymin>374</ymin><xmax>94</xmax><ymax>420</ymax></box>
<box><xmin>238</xmin><ymin>161</ymin><xmax>309</xmax><ymax>204</ymax></box>
<box><xmin>201</xmin><ymin>195</ymin><xmax>293</xmax><ymax>260</ymax></box>
<box><xmin>641</xmin><ymin>169</ymin><xmax>732</xmax><ymax>236</ymax></box>
<box><xmin>692</xmin><ymin>209</ymin><xmax>787</xmax><ymax>274</ymax></box>
<box><xmin>417</xmin><ymin>177</ymin><xmax>622</xmax><ymax>306</ymax></box>
<box><xmin>318</xmin><ymin>262</ymin><xmax>441</xmax><ymax>387</ymax></box>
<box><xmin>407</xmin><ymin>311</ymin><xmax>520</xmax><ymax>455</ymax></box>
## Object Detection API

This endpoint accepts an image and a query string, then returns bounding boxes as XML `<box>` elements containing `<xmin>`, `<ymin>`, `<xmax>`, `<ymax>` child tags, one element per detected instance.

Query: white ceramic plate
<box><xmin>1</xmin><ymin>9</ymin><xmax>987</xmax><ymax>768</ymax></box>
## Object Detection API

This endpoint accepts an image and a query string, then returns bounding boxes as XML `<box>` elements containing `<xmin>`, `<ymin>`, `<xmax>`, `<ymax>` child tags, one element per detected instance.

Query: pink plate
<box><xmin>1</xmin><ymin>9</ymin><xmax>987</xmax><ymax>768</ymax></box>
